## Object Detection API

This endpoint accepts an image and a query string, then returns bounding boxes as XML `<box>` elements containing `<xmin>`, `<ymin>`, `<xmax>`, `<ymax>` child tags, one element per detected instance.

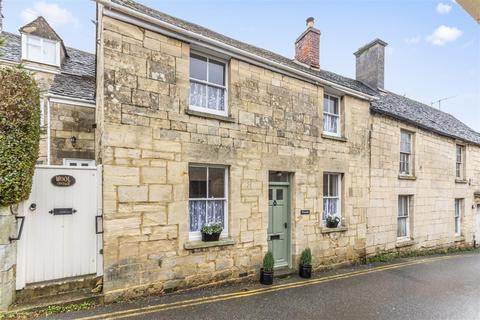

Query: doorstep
<box><xmin>273</xmin><ymin>267</ymin><xmax>295</xmax><ymax>279</ymax></box>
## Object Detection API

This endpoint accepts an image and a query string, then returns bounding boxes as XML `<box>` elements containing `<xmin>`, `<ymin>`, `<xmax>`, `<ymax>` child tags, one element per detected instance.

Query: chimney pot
<box><xmin>295</xmin><ymin>17</ymin><xmax>321</xmax><ymax>69</ymax></box>
<box><xmin>354</xmin><ymin>38</ymin><xmax>388</xmax><ymax>90</ymax></box>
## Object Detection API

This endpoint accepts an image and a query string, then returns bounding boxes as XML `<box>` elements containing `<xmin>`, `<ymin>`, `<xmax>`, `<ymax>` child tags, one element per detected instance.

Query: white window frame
<box><xmin>397</xmin><ymin>195</ymin><xmax>411</xmax><ymax>240</ymax></box>
<box><xmin>63</xmin><ymin>159</ymin><xmax>96</xmax><ymax>167</ymax></box>
<box><xmin>322</xmin><ymin>173</ymin><xmax>342</xmax><ymax>223</ymax></box>
<box><xmin>188</xmin><ymin>164</ymin><xmax>229</xmax><ymax>241</ymax></box>
<box><xmin>323</xmin><ymin>94</ymin><xmax>341</xmax><ymax>137</ymax></box>
<box><xmin>188</xmin><ymin>51</ymin><xmax>228</xmax><ymax>117</ymax></box>
<box><xmin>21</xmin><ymin>34</ymin><xmax>60</xmax><ymax>67</ymax></box>
<box><xmin>454</xmin><ymin>199</ymin><xmax>462</xmax><ymax>236</ymax></box>
<box><xmin>399</xmin><ymin>130</ymin><xmax>413</xmax><ymax>176</ymax></box>
<box><xmin>456</xmin><ymin>145</ymin><xmax>465</xmax><ymax>179</ymax></box>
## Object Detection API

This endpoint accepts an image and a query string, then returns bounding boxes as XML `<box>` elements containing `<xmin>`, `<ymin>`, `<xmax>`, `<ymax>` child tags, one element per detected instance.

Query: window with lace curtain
<box><xmin>323</xmin><ymin>173</ymin><xmax>342</xmax><ymax>222</ymax></box>
<box><xmin>397</xmin><ymin>195</ymin><xmax>412</xmax><ymax>240</ymax></box>
<box><xmin>189</xmin><ymin>165</ymin><xmax>228</xmax><ymax>240</ymax></box>
<box><xmin>189</xmin><ymin>53</ymin><xmax>227</xmax><ymax>116</ymax></box>
<box><xmin>323</xmin><ymin>94</ymin><xmax>340</xmax><ymax>136</ymax></box>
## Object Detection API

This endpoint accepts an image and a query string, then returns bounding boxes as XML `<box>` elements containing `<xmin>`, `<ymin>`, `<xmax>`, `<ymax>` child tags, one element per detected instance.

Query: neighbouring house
<box><xmin>93</xmin><ymin>0</ymin><xmax>480</xmax><ymax>301</ymax></box>
<box><xmin>0</xmin><ymin>16</ymin><xmax>96</xmax><ymax>166</ymax></box>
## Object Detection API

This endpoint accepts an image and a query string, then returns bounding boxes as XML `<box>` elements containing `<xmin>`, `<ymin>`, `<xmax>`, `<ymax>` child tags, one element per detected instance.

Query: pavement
<box><xmin>40</xmin><ymin>252</ymin><xmax>480</xmax><ymax>320</ymax></box>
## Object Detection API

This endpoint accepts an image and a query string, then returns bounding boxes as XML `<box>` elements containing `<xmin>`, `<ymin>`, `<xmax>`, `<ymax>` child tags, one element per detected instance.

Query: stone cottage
<box><xmin>0</xmin><ymin>16</ymin><xmax>96</xmax><ymax>165</ymax></box>
<box><xmin>93</xmin><ymin>0</ymin><xmax>480</xmax><ymax>301</ymax></box>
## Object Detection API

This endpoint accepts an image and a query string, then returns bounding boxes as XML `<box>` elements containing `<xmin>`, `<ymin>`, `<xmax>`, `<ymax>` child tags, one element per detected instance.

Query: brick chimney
<box><xmin>354</xmin><ymin>39</ymin><xmax>388</xmax><ymax>90</ymax></box>
<box><xmin>295</xmin><ymin>17</ymin><xmax>321</xmax><ymax>69</ymax></box>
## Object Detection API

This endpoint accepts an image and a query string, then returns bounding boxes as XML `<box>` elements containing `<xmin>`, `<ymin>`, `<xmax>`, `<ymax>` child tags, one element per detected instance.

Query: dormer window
<box><xmin>21</xmin><ymin>34</ymin><xmax>60</xmax><ymax>66</ymax></box>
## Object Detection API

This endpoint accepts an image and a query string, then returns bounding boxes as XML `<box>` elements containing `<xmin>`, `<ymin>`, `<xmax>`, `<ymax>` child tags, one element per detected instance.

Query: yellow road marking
<box><xmin>77</xmin><ymin>254</ymin><xmax>470</xmax><ymax>320</ymax></box>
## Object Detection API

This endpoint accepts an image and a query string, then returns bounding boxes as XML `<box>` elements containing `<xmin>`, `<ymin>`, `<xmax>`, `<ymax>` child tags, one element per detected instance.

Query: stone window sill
<box><xmin>320</xmin><ymin>226</ymin><xmax>348</xmax><ymax>234</ymax></box>
<box><xmin>398</xmin><ymin>174</ymin><xmax>417</xmax><ymax>181</ymax></box>
<box><xmin>321</xmin><ymin>133</ymin><xmax>347</xmax><ymax>142</ymax></box>
<box><xmin>186</xmin><ymin>109</ymin><xmax>236</xmax><ymax>123</ymax></box>
<box><xmin>455</xmin><ymin>179</ymin><xmax>468</xmax><ymax>184</ymax></box>
<box><xmin>184</xmin><ymin>237</ymin><xmax>235</xmax><ymax>250</ymax></box>
<box><xmin>395</xmin><ymin>239</ymin><xmax>415</xmax><ymax>248</ymax></box>
<box><xmin>454</xmin><ymin>235</ymin><xmax>465</xmax><ymax>242</ymax></box>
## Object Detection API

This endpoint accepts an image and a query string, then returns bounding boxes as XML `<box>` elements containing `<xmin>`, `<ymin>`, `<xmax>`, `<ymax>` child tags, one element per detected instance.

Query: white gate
<box><xmin>16</xmin><ymin>166</ymin><xmax>102</xmax><ymax>290</ymax></box>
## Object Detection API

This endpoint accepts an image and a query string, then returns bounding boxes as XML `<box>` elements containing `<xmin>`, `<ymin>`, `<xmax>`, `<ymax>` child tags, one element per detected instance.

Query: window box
<box><xmin>184</xmin><ymin>237</ymin><xmax>235</xmax><ymax>250</ymax></box>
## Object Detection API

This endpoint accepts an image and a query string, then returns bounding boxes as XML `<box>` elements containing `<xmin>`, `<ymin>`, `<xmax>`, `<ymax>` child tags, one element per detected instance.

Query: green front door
<box><xmin>268</xmin><ymin>185</ymin><xmax>289</xmax><ymax>268</ymax></box>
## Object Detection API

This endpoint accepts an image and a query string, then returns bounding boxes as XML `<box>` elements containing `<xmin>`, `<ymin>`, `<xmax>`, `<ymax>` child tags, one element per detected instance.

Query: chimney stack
<box><xmin>295</xmin><ymin>17</ymin><xmax>321</xmax><ymax>69</ymax></box>
<box><xmin>354</xmin><ymin>39</ymin><xmax>388</xmax><ymax>90</ymax></box>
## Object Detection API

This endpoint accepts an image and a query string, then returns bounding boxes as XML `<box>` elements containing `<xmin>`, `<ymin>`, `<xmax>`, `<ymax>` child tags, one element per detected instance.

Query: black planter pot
<box><xmin>201</xmin><ymin>232</ymin><xmax>221</xmax><ymax>242</ymax></box>
<box><xmin>326</xmin><ymin>220</ymin><xmax>340</xmax><ymax>228</ymax></box>
<box><xmin>260</xmin><ymin>268</ymin><xmax>274</xmax><ymax>285</ymax></box>
<box><xmin>299</xmin><ymin>264</ymin><xmax>312</xmax><ymax>279</ymax></box>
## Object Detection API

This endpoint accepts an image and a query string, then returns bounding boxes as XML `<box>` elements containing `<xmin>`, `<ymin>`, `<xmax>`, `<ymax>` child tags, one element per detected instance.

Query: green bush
<box><xmin>263</xmin><ymin>251</ymin><xmax>274</xmax><ymax>272</ymax></box>
<box><xmin>300</xmin><ymin>247</ymin><xmax>312</xmax><ymax>266</ymax></box>
<box><xmin>0</xmin><ymin>67</ymin><xmax>40</xmax><ymax>206</ymax></box>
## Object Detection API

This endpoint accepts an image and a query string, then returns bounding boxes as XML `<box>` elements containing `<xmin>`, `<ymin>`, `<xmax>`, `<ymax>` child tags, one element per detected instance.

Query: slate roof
<box><xmin>372</xmin><ymin>91</ymin><xmax>480</xmax><ymax>145</ymax></box>
<box><xmin>0</xmin><ymin>31</ymin><xmax>95</xmax><ymax>102</ymax></box>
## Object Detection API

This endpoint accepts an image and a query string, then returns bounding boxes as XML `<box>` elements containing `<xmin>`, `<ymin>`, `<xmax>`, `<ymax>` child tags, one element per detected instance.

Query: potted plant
<box><xmin>325</xmin><ymin>215</ymin><xmax>340</xmax><ymax>228</ymax></box>
<box><xmin>299</xmin><ymin>248</ymin><xmax>312</xmax><ymax>279</ymax></box>
<box><xmin>260</xmin><ymin>251</ymin><xmax>274</xmax><ymax>285</ymax></box>
<box><xmin>201</xmin><ymin>224</ymin><xmax>223</xmax><ymax>242</ymax></box>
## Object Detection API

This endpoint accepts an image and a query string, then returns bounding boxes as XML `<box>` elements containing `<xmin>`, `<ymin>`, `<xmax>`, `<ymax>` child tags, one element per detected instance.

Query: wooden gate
<box><xmin>16</xmin><ymin>166</ymin><xmax>102</xmax><ymax>290</ymax></box>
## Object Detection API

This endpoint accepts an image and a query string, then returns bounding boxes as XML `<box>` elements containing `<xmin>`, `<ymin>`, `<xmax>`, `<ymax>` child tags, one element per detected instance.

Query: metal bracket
<box><xmin>9</xmin><ymin>216</ymin><xmax>25</xmax><ymax>242</ymax></box>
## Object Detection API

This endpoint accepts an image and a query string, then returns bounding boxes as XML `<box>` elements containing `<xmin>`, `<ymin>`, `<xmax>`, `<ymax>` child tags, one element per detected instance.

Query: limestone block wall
<box><xmin>97</xmin><ymin>15</ymin><xmax>371</xmax><ymax>299</ymax></box>
<box><xmin>367</xmin><ymin>114</ymin><xmax>480</xmax><ymax>255</ymax></box>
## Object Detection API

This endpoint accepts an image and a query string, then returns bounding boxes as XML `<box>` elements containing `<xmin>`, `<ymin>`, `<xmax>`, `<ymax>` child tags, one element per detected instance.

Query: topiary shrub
<box><xmin>300</xmin><ymin>247</ymin><xmax>312</xmax><ymax>266</ymax></box>
<box><xmin>262</xmin><ymin>251</ymin><xmax>274</xmax><ymax>272</ymax></box>
<box><xmin>0</xmin><ymin>67</ymin><xmax>40</xmax><ymax>206</ymax></box>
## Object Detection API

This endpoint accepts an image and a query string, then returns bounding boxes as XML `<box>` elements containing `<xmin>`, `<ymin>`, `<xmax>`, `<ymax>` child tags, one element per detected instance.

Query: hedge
<box><xmin>0</xmin><ymin>67</ymin><xmax>40</xmax><ymax>206</ymax></box>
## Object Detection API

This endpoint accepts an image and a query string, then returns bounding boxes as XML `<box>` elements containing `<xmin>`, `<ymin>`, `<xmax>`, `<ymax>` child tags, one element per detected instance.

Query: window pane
<box><xmin>208</xmin><ymin>168</ymin><xmax>225</xmax><ymax>198</ymax></box>
<box><xmin>323</xmin><ymin>114</ymin><xmax>338</xmax><ymax>134</ymax></box>
<box><xmin>269</xmin><ymin>188</ymin><xmax>273</xmax><ymax>200</ymax></box>
<box><xmin>269</xmin><ymin>171</ymin><xmax>289</xmax><ymax>182</ymax></box>
<box><xmin>329</xmin><ymin>175</ymin><xmax>339</xmax><ymax>197</ymax></box>
<box><xmin>43</xmin><ymin>40</ymin><xmax>57</xmax><ymax>65</ymax></box>
<box><xmin>331</xmin><ymin>96</ymin><xmax>339</xmax><ymax>114</ymax></box>
<box><xmin>189</xmin><ymin>81</ymin><xmax>207</xmax><ymax>107</ymax></box>
<box><xmin>190</xmin><ymin>54</ymin><xmax>207</xmax><ymax>81</ymax></box>
<box><xmin>323</xmin><ymin>198</ymin><xmax>338</xmax><ymax>220</ymax></box>
<box><xmin>207</xmin><ymin>85</ymin><xmax>225</xmax><ymax>111</ymax></box>
<box><xmin>276</xmin><ymin>189</ymin><xmax>283</xmax><ymax>200</ymax></box>
<box><xmin>323</xmin><ymin>174</ymin><xmax>328</xmax><ymax>196</ymax></box>
<box><xmin>400</xmin><ymin>132</ymin><xmax>411</xmax><ymax>153</ymax></box>
<box><xmin>206</xmin><ymin>200</ymin><xmax>225</xmax><ymax>228</ymax></box>
<box><xmin>397</xmin><ymin>217</ymin><xmax>407</xmax><ymax>237</ymax></box>
<box><xmin>189</xmin><ymin>200</ymin><xmax>206</xmax><ymax>232</ymax></box>
<box><xmin>189</xmin><ymin>166</ymin><xmax>207</xmax><ymax>198</ymax></box>
<box><xmin>208</xmin><ymin>59</ymin><xmax>225</xmax><ymax>86</ymax></box>
<box><xmin>27</xmin><ymin>42</ymin><xmax>42</xmax><ymax>61</ymax></box>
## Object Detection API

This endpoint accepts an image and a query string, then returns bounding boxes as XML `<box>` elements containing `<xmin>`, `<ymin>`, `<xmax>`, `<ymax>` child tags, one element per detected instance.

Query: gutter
<box><xmin>95</xmin><ymin>0</ymin><xmax>377</xmax><ymax>101</ymax></box>
<box><xmin>45</xmin><ymin>93</ymin><xmax>96</xmax><ymax>108</ymax></box>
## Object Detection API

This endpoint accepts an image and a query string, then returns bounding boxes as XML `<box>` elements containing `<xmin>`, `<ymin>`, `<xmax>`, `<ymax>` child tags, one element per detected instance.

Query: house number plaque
<box><xmin>51</xmin><ymin>175</ymin><xmax>76</xmax><ymax>187</ymax></box>
<box><xmin>300</xmin><ymin>209</ymin><xmax>310</xmax><ymax>215</ymax></box>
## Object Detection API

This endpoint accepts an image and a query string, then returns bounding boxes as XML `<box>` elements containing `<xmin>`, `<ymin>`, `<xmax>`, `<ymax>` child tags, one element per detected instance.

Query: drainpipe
<box><xmin>47</xmin><ymin>98</ymin><xmax>51</xmax><ymax>165</ymax></box>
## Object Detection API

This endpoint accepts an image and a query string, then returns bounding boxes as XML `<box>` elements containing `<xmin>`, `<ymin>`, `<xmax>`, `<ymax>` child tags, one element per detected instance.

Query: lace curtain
<box><xmin>189</xmin><ymin>200</ymin><xmax>225</xmax><ymax>232</ymax></box>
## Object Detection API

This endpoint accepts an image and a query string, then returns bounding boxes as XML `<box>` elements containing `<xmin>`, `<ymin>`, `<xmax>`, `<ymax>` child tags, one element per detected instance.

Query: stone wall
<box><xmin>367</xmin><ymin>113</ymin><xmax>480</xmax><ymax>255</ymax></box>
<box><xmin>98</xmin><ymin>16</ymin><xmax>371</xmax><ymax>300</ymax></box>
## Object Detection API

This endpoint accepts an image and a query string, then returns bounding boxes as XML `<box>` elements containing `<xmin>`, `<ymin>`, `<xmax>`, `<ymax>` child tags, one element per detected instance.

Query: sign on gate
<box><xmin>16</xmin><ymin>166</ymin><xmax>102</xmax><ymax>290</ymax></box>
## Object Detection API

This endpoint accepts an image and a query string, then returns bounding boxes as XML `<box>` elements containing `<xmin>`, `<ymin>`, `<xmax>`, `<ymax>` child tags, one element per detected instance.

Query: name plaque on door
<box><xmin>300</xmin><ymin>209</ymin><xmax>310</xmax><ymax>215</ymax></box>
<box><xmin>51</xmin><ymin>175</ymin><xmax>76</xmax><ymax>187</ymax></box>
